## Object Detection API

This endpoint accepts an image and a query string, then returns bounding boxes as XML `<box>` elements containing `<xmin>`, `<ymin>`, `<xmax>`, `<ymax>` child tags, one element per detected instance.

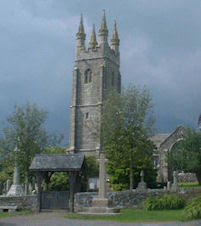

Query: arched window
<box><xmin>84</xmin><ymin>69</ymin><xmax>92</xmax><ymax>84</ymax></box>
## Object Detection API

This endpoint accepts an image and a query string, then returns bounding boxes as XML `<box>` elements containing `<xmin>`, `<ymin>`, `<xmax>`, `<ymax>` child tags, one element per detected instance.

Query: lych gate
<box><xmin>29</xmin><ymin>153</ymin><xmax>86</xmax><ymax>212</ymax></box>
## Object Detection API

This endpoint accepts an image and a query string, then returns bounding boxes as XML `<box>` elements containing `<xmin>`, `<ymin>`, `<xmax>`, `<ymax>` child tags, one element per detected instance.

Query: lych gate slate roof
<box><xmin>29</xmin><ymin>153</ymin><xmax>85</xmax><ymax>172</ymax></box>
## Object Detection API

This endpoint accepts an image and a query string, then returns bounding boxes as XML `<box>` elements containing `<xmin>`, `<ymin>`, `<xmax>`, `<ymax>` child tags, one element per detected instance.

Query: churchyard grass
<box><xmin>66</xmin><ymin>209</ymin><xmax>184</xmax><ymax>223</ymax></box>
<box><xmin>0</xmin><ymin>210</ymin><xmax>31</xmax><ymax>219</ymax></box>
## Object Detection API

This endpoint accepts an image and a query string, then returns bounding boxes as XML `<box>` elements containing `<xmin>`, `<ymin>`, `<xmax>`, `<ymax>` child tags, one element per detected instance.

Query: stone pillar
<box><xmin>140</xmin><ymin>170</ymin><xmax>144</xmax><ymax>182</ymax></box>
<box><xmin>7</xmin><ymin>161</ymin><xmax>23</xmax><ymax>196</ymax></box>
<box><xmin>37</xmin><ymin>172</ymin><xmax>42</xmax><ymax>213</ymax></box>
<box><xmin>6</xmin><ymin>179</ymin><xmax>11</xmax><ymax>192</ymax></box>
<box><xmin>81</xmin><ymin>151</ymin><xmax>120</xmax><ymax>214</ymax></box>
<box><xmin>14</xmin><ymin>164</ymin><xmax>20</xmax><ymax>185</ymax></box>
<box><xmin>98</xmin><ymin>152</ymin><xmax>107</xmax><ymax>199</ymax></box>
<box><xmin>69</xmin><ymin>171</ymin><xmax>77</xmax><ymax>213</ymax></box>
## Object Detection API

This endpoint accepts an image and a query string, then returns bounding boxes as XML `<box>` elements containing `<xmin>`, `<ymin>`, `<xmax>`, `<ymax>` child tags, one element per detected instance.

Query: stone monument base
<box><xmin>7</xmin><ymin>184</ymin><xmax>24</xmax><ymax>196</ymax></box>
<box><xmin>80</xmin><ymin>197</ymin><xmax>120</xmax><ymax>215</ymax></box>
<box><xmin>136</xmin><ymin>181</ymin><xmax>147</xmax><ymax>190</ymax></box>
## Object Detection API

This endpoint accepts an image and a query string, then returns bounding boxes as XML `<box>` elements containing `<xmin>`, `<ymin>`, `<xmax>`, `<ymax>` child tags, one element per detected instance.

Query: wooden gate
<box><xmin>41</xmin><ymin>191</ymin><xmax>70</xmax><ymax>209</ymax></box>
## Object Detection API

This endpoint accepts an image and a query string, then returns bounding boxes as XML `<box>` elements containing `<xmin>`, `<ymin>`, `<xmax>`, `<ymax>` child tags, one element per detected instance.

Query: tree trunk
<box><xmin>196</xmin><ymin>171</ymin><xmax>201</xmax><ymax>185</ymax></box>
<box><xmin>129</xmin><ymin>161</ymin><xmax>133</xmax><ymax>191</ymax></box>
<box><xmin>24</xmin><ymin>175</ymin><xmax>28</xmax><ymax>195</ymax></box>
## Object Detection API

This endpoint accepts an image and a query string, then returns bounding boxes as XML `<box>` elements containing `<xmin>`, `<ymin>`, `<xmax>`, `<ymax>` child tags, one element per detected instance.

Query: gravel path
<box><xmin>0</xmin><ymin>211</ymin><xmax>201</xmax><ymax>226</ymax></box>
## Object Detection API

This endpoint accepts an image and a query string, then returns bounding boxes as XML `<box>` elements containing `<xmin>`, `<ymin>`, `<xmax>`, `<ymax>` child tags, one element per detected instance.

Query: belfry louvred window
<box><xmin>84</xmin><ymin>69</ymin><xmax>92</xmax><ymax>84</ymax></box>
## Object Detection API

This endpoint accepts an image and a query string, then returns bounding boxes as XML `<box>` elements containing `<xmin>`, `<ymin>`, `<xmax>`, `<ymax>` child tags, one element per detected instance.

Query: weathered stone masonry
<box><xmin>74</xmin><ymin>188</ymin><xmax>201</xmax><ymax>212</ymax></box>
<box><xmin>0</xmin><ymin>195</ymin><xmax>38</xmax><ymax>211</ymax></box>
<box><xmin>68</xmin><ymin>12</ymin><xmax>121</xmax><ymax>155</ymax></box>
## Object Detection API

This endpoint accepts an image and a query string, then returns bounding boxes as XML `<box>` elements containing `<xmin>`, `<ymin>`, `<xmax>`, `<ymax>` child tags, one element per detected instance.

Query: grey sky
<box><xmin>1</xmin><ymin>0</ymin><xmax>201</xmax><ymax>145</ymax></box>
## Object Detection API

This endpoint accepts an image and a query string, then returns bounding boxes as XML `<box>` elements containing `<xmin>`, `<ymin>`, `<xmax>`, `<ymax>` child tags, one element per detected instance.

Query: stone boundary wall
<box><xmin>177</xmin><ymin>173</ymin><xmax>198</xmax><ymax>183</ymax></box>
<box><xmin>0</xmin><ymin>188</ymin><xmax>200</xmax><ymax>212</ymax></box>
<box><xmin>178</xmin><ymin>187</ymin><xmax>201</xmax><ymax>201</ymax></box>
<box><xmin>0</xmin><ymin>195</ymin><xmax>38</xmax><ymax>211</ymax></box>
<box><xmin>75</xmin><ymin>189</ymin><xmax>167</xmax><ymax>211</ymax></box>
<box><xmin>75</xmin><ymin>188</ymin><xmax>201</xmax><ymax>212</ymax></box>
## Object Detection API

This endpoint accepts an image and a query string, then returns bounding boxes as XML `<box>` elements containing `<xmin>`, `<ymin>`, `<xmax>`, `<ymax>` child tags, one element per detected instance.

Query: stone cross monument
<box><xmin>137</xmin><ymin>170</ymin><xmax>147</xmax><ymax>190</ymax></box>
<box><xmin>7</xmin><ymin>146</ymin><xmax>23</xmax><ymax>196</ymax></box>
<box><xmin>84</xmin><ymin>151</ymin><xmax>119</xmax><ymax>214</ymax></box>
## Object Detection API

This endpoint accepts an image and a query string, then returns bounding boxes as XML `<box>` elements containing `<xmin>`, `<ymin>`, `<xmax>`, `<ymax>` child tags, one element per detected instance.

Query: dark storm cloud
<box><xmin>0</xmin><ymin>0</ymin><xmax>201</xmax><ymax>145</ymax></box>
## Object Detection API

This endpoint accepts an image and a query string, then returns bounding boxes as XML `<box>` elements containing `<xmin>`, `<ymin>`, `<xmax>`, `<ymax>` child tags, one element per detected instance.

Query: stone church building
<box><xmin>67</xmin><ymin>11</ymin><xmax>197</xmax><ymax>183</ymax></box>
<box><xmin>68</xmin><ymin>11</ymin><xmax>121</xmax><ymax>155</ymax></box>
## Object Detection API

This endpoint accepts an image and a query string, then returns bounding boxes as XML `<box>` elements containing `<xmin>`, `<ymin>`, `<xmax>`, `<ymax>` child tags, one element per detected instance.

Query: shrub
<box><xmin>183</xmin><ymin>195</ymin><xmax>201</xmax><ymax>220</ymax></box>
<box><xmin>112</xmin><ymin>183</ymin><xmax>129</xmax><ymax>191</ymax></box>
<box><xmin>49</xmin><ymin>172</ymin><xmax>69</xmax><ymax>191</ymax></box>
<box><xmin>143</xmin><ymin>197</ymin><xmax>162</xmax><ymax>210</ymax></box>
<box><xmin>160</xmin><ymin>194</ymin><xmax>186</xmax><ymax>210</ymax></box>
<box><xmin>85</xmin><ymin>156</ymin><xmax>99</xmax><ymax>178</ymax></box>
<box><xmin>143</xmin><ymin>194</ymin><xmax>186</xmax><ymax>210</ymax></box>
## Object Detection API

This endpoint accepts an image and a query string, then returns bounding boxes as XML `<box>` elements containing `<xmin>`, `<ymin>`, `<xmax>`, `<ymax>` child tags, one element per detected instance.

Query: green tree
<box><xmin>167</xmin><ymin>141</ymin><xmax>186</xmax><ymax>181</ymax></box>
<box><xmin>49</xmin><ymin>172</ymin><xmax>69</xmax><ymax>191</ymax></box>
<box><xmin>168</xmin><ymin>128</ymin><xmax>201</xmax><ymax>185</ymax></box>
<box><xmin>45</xmin><ymin>146</ymin><xmax>69</xmax><ymax>191</ymax></box>
<box><xmin>102</xmin><ymin>86</ymin><xmax>157</xmax><ymax>190</ymax></box>
<box><xmin>0</xmin><ymin>102</ymin><xmax>63</xmax><ymax>190</ymax></box>
<box><xmin>85</xmin><ymin>155</ymin><xmax>99</xmax><ymax>178</ymax></box>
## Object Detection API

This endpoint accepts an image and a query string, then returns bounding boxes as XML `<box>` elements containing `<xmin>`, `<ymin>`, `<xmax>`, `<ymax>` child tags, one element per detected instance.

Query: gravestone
<box><xmin>167</xmin><ymin>181</ymin><xmax>171</xmax><ymax>191</ymax></box>
<box><xmin>137</xmin><ymin>170</ymin><xmax>147</xmax><ymax>190</ymax></box>
<box><xmin>171</xmin><ymin>171</ymin><xmax>178</xmax><ymax>192</ymax></box>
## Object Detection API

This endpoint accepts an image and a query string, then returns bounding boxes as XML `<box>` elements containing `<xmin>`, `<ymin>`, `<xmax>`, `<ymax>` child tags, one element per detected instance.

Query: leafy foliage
<box><xmin>44</xmin><ymin>146</ymin><xmax>66</xmax><ymax>154</ymax></box>
<box><xmin>143</xmin><ymin>194</ymin><xmax>186</xmax><ymax>210</ymax></box>
<box><xmin>168</xmin><ymin>128</ymin><xmax>201</xmax><ymax>185</ymax></box>
<box><xmin>168</xmin><ymin>141</ymin><xmax>186</xmax><ymax>179</ymax></box>
<box><xmin>143</xmin><ymin>197</ymin><xmax>162</xmax><ymax>210</ymax></box>
<box><xmin>85</xmin><ymin>155</ymin><xmax>99</xmax><ymax>178</ymax></box>
<box><xmin>183</xmin><ymin>195</ymin><xmax>201</xmax><ymax>220</ymax></box>
<box><xmin>160</xmin><ymin>194</ymin><xmax>186</xmax><ymax>210</ymax></box>
<box><xmin>102</xmin><ymin>86</ymin><xmax>157</xmax><ymax>190</ymax></box>
<box><xmin>49</xmin><ymin>172</ymin><xmax>69</xmax><ymax>191</ymax></box>
<box><xmin>44</xmin><ymin>147</ymin><xmax>69</xmax><ymax>191</ymax></box>
<box><xmin>0</xmin><ymin>102</ymin><xmax>63</xmax><ymax>185</ymax></box>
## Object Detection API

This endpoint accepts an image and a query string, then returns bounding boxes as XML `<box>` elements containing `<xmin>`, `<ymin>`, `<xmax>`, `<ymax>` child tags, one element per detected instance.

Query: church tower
<box><xmin>69</xmin><ymin>11</ymin><xmax>121</xmax><ymax>155</ymax></box>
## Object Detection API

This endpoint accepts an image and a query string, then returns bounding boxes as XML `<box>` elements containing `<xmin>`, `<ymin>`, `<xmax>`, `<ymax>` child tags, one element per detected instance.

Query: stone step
<box><xmin>80</xmin><ymin>206</ymin><xmax>120</xmax><ymax>215</ymax></box>
<box><xmin>0</xmin><ymin>205</ymin><xmax>18</xmax><ymax>212</ymax></box>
